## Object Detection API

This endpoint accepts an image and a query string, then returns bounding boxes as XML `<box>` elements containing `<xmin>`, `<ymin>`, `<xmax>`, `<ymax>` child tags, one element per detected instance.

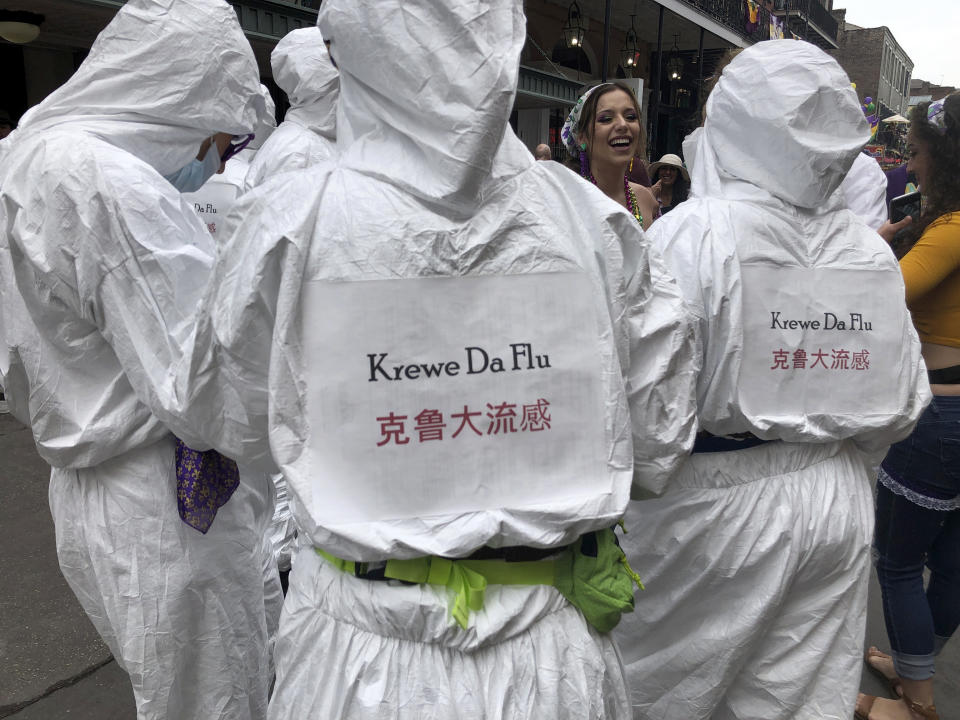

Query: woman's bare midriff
<box><xmin>922</xmin><ymin>341</ymin><xmax>960</xmax><ymax>396</ymax></box>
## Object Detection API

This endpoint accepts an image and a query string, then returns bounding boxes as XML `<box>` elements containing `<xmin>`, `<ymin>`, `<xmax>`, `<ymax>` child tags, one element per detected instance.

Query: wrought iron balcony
<box><xmin>675</xmin><ymin>0</ymin><xmax>774</xmax><ymax>45</ymax></box>
<box><xmin>773</xmin><ymin>0</ymin><xmax>838</xmax><ymax>46</ymax></box>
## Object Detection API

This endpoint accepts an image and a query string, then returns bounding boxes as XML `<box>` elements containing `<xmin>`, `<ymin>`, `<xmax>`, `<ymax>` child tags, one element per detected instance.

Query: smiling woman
<box><xmin>561</xmin><ymin>82</ymin><xmax>659</xmax><ymax>229</ymax></box>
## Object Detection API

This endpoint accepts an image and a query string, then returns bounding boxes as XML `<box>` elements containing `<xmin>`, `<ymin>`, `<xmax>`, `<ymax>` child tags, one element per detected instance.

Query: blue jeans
<box><xmin>875</xmin><ymin>396</ymin><xmax>960</xmax><ymax>680</ymax></box>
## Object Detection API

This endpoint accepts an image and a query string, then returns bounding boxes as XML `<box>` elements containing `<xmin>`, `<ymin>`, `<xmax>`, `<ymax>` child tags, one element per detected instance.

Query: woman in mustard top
<box><xmin>858</xmin><ymin>94</ymin><xmax>960</xmax><ymax>720</ymax></box>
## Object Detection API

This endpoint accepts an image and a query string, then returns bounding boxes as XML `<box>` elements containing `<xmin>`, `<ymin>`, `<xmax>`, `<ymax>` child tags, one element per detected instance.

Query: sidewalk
<box><xmin>0</xmin><ymin>413</ymin><xmax>135</xmax><ymax>719</ymax></box>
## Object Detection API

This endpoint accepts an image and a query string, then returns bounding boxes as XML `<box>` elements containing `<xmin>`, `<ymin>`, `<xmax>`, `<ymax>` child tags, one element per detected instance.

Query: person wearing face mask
<box><xmin>613</xmin><ymin>41</ymin><xmax>929</xmax><ymax>720</ymax></box>
<box><xmin>0</xmin><ymin>1</ymin><xmax>275</xmax><ymax>718</ymax></box>
<box><xmin>165</xmin><ymin>132</ymin><xmax>233</xmax><ymax>193</ymax></box>
<box><xmin>184</xmin><ymin>90</ymin><xmax>276</xmax><ymax>239</ymax></box>
<box><xmin>134</xmin><ymin>1</ymin><xmax>697</xmax><ymax>717</ymax></box>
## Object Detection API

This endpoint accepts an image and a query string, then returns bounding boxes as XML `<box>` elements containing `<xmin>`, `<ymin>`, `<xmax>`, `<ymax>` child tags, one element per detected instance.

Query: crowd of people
<box><xmin>0</xmin><ymin>1</ymin><xmax>956</xmax><ymax>719</ymax></box>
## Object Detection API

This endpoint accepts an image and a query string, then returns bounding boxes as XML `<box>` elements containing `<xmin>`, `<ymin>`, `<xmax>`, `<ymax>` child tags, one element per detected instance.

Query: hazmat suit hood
<box><xmin>318</xmin><ymin>1</ymin><xmax>527</xmax><ymax>213</ymax></box>
<box><xmin>15</xmin><ymin>0</ymin><xmax>268</xmax><ymax>176</ymax></box>
<box><xmin>699</xmin><ymin>41</ymin><xmax>869</xmax><ymax>209</ymax></box>
<box><xmin>272</xmin><ymin>27</ymin><xmax>338</xmax><ymax>139</ymax></box>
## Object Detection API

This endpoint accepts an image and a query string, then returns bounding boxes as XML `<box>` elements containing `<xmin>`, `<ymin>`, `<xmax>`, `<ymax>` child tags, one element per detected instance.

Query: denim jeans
<box><xmin>875</xmin><ymin>396</ymin><xmax>960</xmax><ymax>680</ymax></box>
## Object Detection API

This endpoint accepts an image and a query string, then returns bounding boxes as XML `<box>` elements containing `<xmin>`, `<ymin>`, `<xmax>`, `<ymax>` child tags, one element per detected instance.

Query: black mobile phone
<box><xmin>889</xmin><ymin>191</ymin><xmax>921</xmax><ymax>224</ymax></box>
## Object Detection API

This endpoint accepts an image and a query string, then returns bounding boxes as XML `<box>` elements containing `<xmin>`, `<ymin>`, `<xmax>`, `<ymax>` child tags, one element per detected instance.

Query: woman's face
<box><xmin>906</xmin><ymin>129</ymin><xmax>932</xmax><ymax>191</ymax></box>
<box><xmin>581</xmin><ymin>89</ymin><xmax>640</xmax><ymax>171</ymax></box>
<box><xmin>658</xmin><ymin>166</ymin><xmax>678</xmax><ymax>186</ymax></box>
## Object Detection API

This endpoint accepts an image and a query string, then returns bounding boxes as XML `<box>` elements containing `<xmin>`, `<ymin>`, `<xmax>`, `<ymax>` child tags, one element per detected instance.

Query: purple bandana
<box><xmin>175</xmin><ymin>439</ymin><xmax>240</xmax><ymax>533</ymax></box>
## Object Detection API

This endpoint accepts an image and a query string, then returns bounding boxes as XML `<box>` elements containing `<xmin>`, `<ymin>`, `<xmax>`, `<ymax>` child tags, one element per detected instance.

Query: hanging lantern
<box><xmin>562</xmin><ymin>1</ymin><xmax>585</xmax><ymax>48</ymax></box>
<box><xmin>666</xmin><ymin>34</ymin><xmax>683</xmax><ymax>81</ymax></box>
<box><xmin>0</xmin><ymin>10</ymin><xmax>44</xmax><ymax>44</ymax></box>
<box><xmin>620</xmin><ymin>15</ymin><xmax>640</xmax><ymax>69</ymax></box>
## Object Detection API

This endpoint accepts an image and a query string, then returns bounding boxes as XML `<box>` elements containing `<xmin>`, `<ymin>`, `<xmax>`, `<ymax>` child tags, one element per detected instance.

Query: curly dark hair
<box><xmin>894</xmin><ymin>93</ymin><xmax>960</xmax><ymax>258</ymax></box>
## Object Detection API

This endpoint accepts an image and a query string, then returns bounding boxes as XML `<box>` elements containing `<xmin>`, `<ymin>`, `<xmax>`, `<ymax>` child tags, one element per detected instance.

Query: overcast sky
<box><xmin>837</xmin><ymin>0</ymin><xmax>960</xmax><ymax>87</ymax></box>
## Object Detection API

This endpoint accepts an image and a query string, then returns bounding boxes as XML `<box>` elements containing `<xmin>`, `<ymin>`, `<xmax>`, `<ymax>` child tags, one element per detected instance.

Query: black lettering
<box><xmin>367</xmin><ymin>353</ymin><xmax>392</xmax><ymax>382</ymax></box>
<box><xmin>510</xmin><ymin>343</ymin><xmax>529</xmax><ymax>371</ymax></box>
<box><xmin>770</xmin><ymin>311</ymin><xmax>785</xmax><ymax>329</ymax></box>
<box><xmin>466</xmin><ymin>346</ymin><xmax>489</xmax><ymax>374</ymax></box>
<box><xmin>445</xmin><ymin>361</ymin><xmax>460</xmax><ymax>376</ymax></box>
<box><xmin>490</xmin><ymin>357</ymin><xmax>505</xmax><ymax>372</ymax></box>
<box><xmin>404</xmin><ymin>365</ymin><xmax>421</xmax><ymax>380</ymax></box>
<box><xmin>824</xmin><ymin>312</ymin><xmax>838</xmax><ymax>330</ymax></box>
<box><xmin>536</xmin><ymin>354</ymin><xmax>551</xmax><ymax>369</ymax></box>
<box><xmin>421</xmin><ymin>362</ymin><xmax>444</xmax><ymax>378</ymax></box>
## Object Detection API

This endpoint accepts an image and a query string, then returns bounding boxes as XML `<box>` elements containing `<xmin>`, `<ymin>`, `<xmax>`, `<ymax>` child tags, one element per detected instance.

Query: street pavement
<box><xmin>0</xmin><ymin>409</ymin><xmax>957</xmax><ymax>718</ymax></box>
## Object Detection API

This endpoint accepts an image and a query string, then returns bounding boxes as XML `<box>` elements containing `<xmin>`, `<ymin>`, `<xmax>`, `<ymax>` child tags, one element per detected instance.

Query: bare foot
<box><xmin>866</xmin><ymin>647</ymin><xmax>903</xmax><ymax>697</ymax></box>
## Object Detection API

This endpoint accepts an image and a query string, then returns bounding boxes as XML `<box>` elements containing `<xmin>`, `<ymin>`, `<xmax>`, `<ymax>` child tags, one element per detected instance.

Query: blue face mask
<box><xmin>164</xmin><ymin>142</ymin><xmax>222</xmax><ymax>193</ymax></box>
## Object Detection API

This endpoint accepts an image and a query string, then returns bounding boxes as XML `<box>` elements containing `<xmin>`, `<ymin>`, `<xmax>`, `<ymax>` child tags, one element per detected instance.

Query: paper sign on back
<box><xmin>300</xmin><ymin>272</ymin><xmax>610</xmax><ymax>525</ymax></box>
<box><xmin>739</xmin><ymin>264</ymin><xmax>906</xmax><ymax>420</ymax></box>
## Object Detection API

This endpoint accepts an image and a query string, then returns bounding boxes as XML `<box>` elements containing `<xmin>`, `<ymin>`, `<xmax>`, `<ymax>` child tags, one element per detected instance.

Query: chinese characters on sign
<box><xmin>376</xmin><ymin>398</ymin><xmax>552</xmax><ymax>446</ymax></box>
<box><xmin>770</xmin><ymin>348</ymin><xmax>870</xmax><ymax>371</ymax></box>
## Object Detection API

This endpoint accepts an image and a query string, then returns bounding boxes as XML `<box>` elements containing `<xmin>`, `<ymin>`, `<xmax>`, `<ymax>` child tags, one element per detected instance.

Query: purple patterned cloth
<box><xmin>175</xmin><ymin>439</ymin><xmax>240</xmax><ymax>533</ymax></box>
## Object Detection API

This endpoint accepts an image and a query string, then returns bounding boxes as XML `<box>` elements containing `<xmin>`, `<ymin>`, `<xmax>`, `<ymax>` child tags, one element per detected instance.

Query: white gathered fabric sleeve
<box><xmin>76</xmin><ymin>157</ymin><xmax>222</xmax><ymax>446</ymax></box>
<box><xmin>615</xmin><ymin>212</ymin><xmax>698</xmax><ymax>498</ymax></box>
<box><xmin>176</xmin><ymin>171</ymin><xmax>333</xmax><ymax>472</ymax></box>
<box><xmin>840</xmin><ymin>153</ymin><xmax>889</xmax><ymax>231</ymax></box>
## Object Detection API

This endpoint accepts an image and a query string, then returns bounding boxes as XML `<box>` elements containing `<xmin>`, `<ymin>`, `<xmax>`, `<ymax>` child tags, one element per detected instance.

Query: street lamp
<box><xmin>562</xmin><ymin>1</ymin><xmax>585</xmax><ymax>48</ymax></box>
<box><xmin>0</xmin><ymin>10</ymin><xmax>44</xmax><ymax>44</ymax></box>
<box><xmin>620</xmin><ymin>15</ymin><xmax>640</xmax><ymax>70</ymax></box>
<box><xmin>666</xmin><ymin>34</ymin><xmax>683</xmax><ymax>82</ymax></box>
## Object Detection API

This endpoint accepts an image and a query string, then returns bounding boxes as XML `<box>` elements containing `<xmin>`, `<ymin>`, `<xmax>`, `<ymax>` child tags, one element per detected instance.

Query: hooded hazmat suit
<box><xmin>0</xmin><ymin>2</ymin><xmax>274</xmax><ymax>718</ymax></box>
<box><xmin>614</xmin><ymin>41</ymin><xmax>930</xmax><ymax>720</ymax></box>
<box><xmin>840</xmin><ymin>151</ymin><xmax>888</xmax><ymax>231</ymax></box>
<box><xmin>243</xmin><ymin>27</ymin><xmax>338</xmax><ymax>191</ymax></box>
<box><xmin>153</xmin><ymin>1</ymin><xmax>697</xmax><ymax>717</ymax></box>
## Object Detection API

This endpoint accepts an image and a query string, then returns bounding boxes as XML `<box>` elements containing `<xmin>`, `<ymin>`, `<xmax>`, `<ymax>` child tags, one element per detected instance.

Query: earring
<box><xmin>580</xmin><ymin>142</ymin><xmax>587</xmax><ymax>151</ymax></box>
<box><xmin>579</xmin><ymin>149</ymin><xmax>589</xmax><ymax>179</ymax></box>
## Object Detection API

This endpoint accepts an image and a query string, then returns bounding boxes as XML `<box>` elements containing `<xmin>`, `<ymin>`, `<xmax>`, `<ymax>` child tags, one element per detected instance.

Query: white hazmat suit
<box><xmin>615</xmin><ymin>41</ymin><xmax>930</xmax><ymax>720</ymax></box>
<box><xmin>244</xmin><ymin>27</ymin><xmax>339</xmax><ymax>191</ymax></box>
<box><xmin>157</xmin><ymin>1</ymin><xmax>698</xmax><ymax>717</ymax></box>
<box><xmin>840</xmin><ymin>151</ymin><xmax>888</xmax><ymax>231</ymax></box>
<box><xmin>0</xmin><ymin>1</ymin><xmax>274</xmax><ymax>718</ymax></box>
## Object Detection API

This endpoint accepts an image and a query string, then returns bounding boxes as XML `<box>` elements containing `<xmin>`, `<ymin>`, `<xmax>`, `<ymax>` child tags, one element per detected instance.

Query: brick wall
<box><xmin>829</xmin><ymin>26</ymin><xmax>912</xmax><ymax>116</ymax></box>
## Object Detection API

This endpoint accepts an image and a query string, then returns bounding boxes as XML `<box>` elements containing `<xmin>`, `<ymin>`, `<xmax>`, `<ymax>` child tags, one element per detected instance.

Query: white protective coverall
<box><xmin>244</xmin><ymin>28</ymin><xmax>337</xmax><ymax>578</ymax></box>
<box><xmin>0</xmin><ymin>2</ymin><xmax>275</xmax><ymax>718</ymax></box>
<box><xmin>161</xmin><ymin>1</ymin><xmax>698</xmax><ymax>717</ymax></box>
<box><xmin>840</xmin><ymin>151</ymin><xmax>888</xmax><ymax>230</ymax></box>
<box><xmin>614</xmin><ymin>42</ymin><xmax>930</xmax><ymax>720</ymax></box>
<box><xmin>243</xmin><ymin>27</ymin><xmax>338</xmax><ymax>191</ymax></box>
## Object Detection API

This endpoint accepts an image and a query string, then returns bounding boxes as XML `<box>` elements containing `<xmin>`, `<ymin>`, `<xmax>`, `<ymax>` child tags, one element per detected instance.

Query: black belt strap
<box><xmin>928</xmin><ymin>364</ymin><xmax>960</xmax><ymax>384</ymax></box>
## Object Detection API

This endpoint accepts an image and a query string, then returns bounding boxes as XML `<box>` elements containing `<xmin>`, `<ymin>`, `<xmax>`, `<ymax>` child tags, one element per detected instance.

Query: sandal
<box><xmin>854</xmin><ymin>693</ymin><xmax>876</xmax><ymax>720</ymax></box>
<box><xmin>854</xmin><ymin>692</ymin><xmax>940</xmax><ymax>720</ymax></box>
<box><xmin>902</xmin><ymin>694</ymin><xmax>939</xmax><ymax>720</ymax></box>
<box><xmin>865</xmin><ymin>647</ymin><xmax>904</xmax><ymax>698</ymax></box>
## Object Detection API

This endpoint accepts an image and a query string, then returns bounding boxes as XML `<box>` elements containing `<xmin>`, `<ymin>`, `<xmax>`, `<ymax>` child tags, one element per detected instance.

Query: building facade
<box><xmin>909</xmin><ymin>78</ymin><xmax>957</xmax><ymax>110</ymax></box>
<box><xmin>829</xmin><ymin>20</ymin><xmax>913</xmax><ymax>119</ymax></box>
<box><xmin>0</xmin><ymin>0</ymin><xmax>319</xmax><ymax>126</ymax></box>
<box><xmin>4</xmin><ymin>0</ymin><xmax>846</xmax><ymax>163</ymax></box>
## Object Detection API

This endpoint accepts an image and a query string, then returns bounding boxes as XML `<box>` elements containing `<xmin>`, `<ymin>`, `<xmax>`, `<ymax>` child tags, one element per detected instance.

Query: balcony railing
<box><xmin>773</xmin><ymin>0</ymin><xmax>838</xmax><ymax>44</ymax></box>
<box><xmin>676</xmin><ymin>0</ymin><xmax>774</xmax><ymax>44</ymax></box>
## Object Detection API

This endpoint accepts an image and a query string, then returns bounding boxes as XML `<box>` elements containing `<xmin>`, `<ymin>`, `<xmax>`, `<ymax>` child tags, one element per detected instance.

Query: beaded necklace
<box><xmin>585</xmin><ymin>170</ymin><xmax>644</xmax><ymax>225</ymax></box>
